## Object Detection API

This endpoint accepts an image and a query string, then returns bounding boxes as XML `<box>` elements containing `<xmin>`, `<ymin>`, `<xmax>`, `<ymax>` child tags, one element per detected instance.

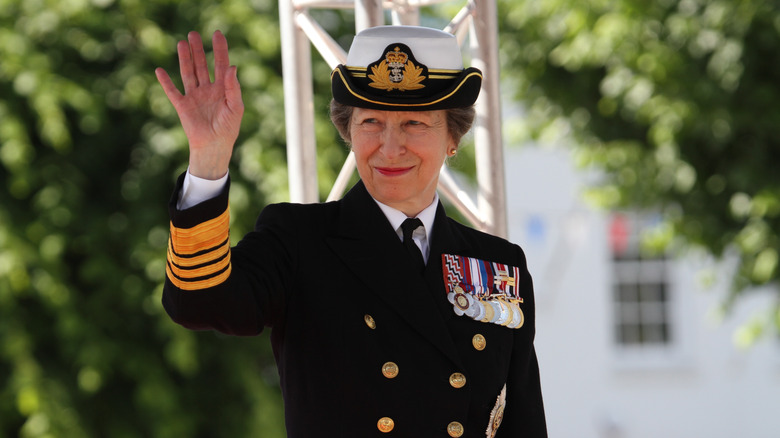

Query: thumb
<box><xmin>155</xmin><ymin>67</ymin><xmax>183</xmax><ymax>104</ymax></box>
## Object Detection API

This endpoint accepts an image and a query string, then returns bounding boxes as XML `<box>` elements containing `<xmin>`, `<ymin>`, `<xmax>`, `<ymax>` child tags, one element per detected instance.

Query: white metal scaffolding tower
<box><xmin>278</xmin><ymin>0</ymin><xmax>507</xmax><ymax>238</ymax></box>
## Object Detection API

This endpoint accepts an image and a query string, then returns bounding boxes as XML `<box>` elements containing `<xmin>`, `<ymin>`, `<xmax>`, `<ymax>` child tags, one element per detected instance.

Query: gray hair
<box><xmin>329</xmin><ymin>99</ymin><xmax>475</xmax><ymax>147</ymax></box>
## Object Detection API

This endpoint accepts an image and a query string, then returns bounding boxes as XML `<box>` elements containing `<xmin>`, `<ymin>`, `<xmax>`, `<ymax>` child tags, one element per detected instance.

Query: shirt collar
<box><xmin>373</xmin><ymin>193</ymin><xmax>439</xmax><ymax>246</ymax></box>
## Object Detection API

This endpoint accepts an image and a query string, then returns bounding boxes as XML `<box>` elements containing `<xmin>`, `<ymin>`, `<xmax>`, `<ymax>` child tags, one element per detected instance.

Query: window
<box><xmin>610</xmin><ymin>213</ymin><xmax>671</xmax><ymax>347</ymax></box>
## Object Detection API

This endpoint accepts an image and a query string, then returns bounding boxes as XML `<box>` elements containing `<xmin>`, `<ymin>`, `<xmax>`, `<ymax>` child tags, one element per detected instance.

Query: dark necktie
<box><xmin>400</xmin><ymin>218</ymin><xmax>425</xmax><ymax>273</ymax></box>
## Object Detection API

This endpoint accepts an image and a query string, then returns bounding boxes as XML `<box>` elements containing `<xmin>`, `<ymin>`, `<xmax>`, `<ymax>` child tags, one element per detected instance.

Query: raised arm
<box><xmin>155</xmin><ymin>30</ymin><xmax>244</xmax><ymax>180</ymax></box>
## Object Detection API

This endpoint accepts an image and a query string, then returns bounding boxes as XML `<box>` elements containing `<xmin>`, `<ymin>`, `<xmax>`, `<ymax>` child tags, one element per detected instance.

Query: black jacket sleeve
<box><xmin>162</xmin><ymin>173</ymin><xmax>292</xmax><ymax>336</ymax></box>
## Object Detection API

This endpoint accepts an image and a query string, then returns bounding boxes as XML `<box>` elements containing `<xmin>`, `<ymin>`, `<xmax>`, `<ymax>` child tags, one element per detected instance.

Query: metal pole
<box><xmin>327</xmin><ymin>152</ymin><xmax>356</xmax><ymax>201</ymax></box>
<box><xmin>470</xmin><ymin>0</ymin><xmax>507</xmax><ymax>238</ymax></box>
<box><xmin>295</xmin><ymin>10</ymin><xmax>348</xmax><ymax>69</ymax></box>
<box><xmin>390</xmin><ymin>0</ymin><xmax>420</xmax><ymax>25</ymax></box>
<box><xmin>355</xmin><ymin>0</ymin><xmax>384</xmax><ymax>30</ymax></box>
<box><xmin>280</xmin><ymin>0</ymin><xmax>319</xmax><ymax>203</ymax></box>
<box><xmin>442</xmin><ymin>1</ymin><xmax>473</xmax><ymax>45</ymax></box>
<box><xmin>438</xmin><ymin>167</ymin><xmax>484</xmax><ymax>227</ymax></box>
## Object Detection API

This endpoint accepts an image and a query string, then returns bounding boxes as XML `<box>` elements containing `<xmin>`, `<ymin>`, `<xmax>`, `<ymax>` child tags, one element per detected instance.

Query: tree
<box><xmin>0</xmin><ymin>0</ymin><xmax>354</xmax><ymax>436</ymax></box>
<box><xmin>497</xmin><ymin>0</ymin><xmax>780</xmax><ymax>339</ymax></box>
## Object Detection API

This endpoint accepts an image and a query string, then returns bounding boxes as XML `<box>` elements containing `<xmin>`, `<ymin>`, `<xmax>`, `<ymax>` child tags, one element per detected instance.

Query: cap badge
<box><xmin>368</xmin><ymin>46</ymin><xmax>426</xmax><ymax>92</ymax></box>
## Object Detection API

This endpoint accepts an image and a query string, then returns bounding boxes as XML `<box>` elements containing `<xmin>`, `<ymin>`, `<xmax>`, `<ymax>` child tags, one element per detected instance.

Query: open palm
<box><xmin>155</xmin><ymin>30</ymin><xmax>244</xmax><ymax>180</ymax></box>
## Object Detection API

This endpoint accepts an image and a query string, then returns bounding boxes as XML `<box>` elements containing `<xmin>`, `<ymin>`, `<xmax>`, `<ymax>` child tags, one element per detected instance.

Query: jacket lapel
<box><xmin>325</xmin><ymin>182</ymin><xmax>463</xmax><ymax>368</ymax></box>
<box><xmin>423</xmin><ymin>202</ymin><xmax>465</xmax><ymax>320</ymax></box>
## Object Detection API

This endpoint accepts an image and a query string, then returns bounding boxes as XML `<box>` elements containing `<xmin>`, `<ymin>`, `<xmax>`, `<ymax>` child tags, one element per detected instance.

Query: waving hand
<box><xmin>155</xmin><ymin>30</ymin><xmax>244</xmax><ymax>180</ymax></box>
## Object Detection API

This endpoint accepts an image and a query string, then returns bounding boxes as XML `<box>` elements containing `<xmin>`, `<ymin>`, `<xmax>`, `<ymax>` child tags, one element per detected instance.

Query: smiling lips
<box><xmin>375</xmin><ymin>166</ymin><xmax>413</xmax><ymax>176</ymax></box>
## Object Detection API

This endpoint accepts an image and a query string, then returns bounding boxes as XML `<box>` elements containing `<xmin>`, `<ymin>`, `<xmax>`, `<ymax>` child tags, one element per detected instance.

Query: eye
<box><xmin>354</xmin><ymin>117</ymin><xmax>382</xmax><ymax>133</ymax></box>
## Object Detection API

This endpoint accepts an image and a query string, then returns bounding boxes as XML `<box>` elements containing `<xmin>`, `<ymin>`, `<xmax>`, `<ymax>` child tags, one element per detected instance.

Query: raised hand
<box><xmin>155</xmin><ymin>30</ymin><xmax>244</xmax><ymax>180</ymax></box>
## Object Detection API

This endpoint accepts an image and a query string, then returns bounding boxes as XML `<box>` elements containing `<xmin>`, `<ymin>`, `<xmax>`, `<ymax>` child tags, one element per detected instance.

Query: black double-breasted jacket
<box><xmin>163</xmin><ymin>175</ymin><xmax>547</xmax><ymax>437</ymax></box>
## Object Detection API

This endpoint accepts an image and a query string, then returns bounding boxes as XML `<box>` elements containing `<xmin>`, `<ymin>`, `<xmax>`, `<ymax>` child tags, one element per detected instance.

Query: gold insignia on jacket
<box><xmin>486</xmin><ymin>384</ymin><xmax>507</xmax><ymax>438</ymax></box>
<box><xmin>368</xmin><ymin>46</ymin><xmax>425</xmax><ymax>91</ymax></box>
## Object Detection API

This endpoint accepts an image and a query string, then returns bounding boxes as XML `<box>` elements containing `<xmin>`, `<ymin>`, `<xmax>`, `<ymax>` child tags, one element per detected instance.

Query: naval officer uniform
<box><xmin>162</xmin><ymin>24</ymin><xmax>547</xmax><ymax>438</ymax></box>
<box><xmin>163</xmin><ymin>177</ymin><xmax>546</xmax><ymax>437</ymax></box>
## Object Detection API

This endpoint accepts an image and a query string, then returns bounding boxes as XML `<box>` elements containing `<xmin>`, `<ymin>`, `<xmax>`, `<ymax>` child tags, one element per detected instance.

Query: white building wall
<box><xmin>503</xmin><ymin>145</ymin><xmax>780</xmax><ymax>438</ymax></box>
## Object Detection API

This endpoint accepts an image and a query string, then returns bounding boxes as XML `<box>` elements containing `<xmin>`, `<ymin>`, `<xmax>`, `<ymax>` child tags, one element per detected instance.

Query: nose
<box><xmin>379</xmin><ymin>125</ymin><xmax>406</xmax><ymax>158</ymax></box>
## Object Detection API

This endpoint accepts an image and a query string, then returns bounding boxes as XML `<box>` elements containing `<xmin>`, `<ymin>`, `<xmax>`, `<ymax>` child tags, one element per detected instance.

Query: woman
<box><xmin>156</xmin><ymin>25</ymin><xmax>546</xmax><ymax>437</ymax></box>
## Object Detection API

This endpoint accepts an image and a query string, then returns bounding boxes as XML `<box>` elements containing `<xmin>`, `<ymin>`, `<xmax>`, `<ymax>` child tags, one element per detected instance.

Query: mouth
<box><xmin>375</xmin><ymin>166</ymin><xmax>413</xmax><ymax>177</ymax></box>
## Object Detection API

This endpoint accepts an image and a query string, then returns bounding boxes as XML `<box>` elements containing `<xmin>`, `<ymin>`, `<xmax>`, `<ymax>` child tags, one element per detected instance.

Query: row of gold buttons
<box><xmin>369</xmin><ymin>315</ymin><xmax>393</xmax><ymax>434</ymax></box>
<box><xmin>376</xmin><ymin>418</ymin><xmax>465</xmax><ymax>437</ymax></box>
<box><xmin>366</xmin><ymin>314</ymin><xmax>473</xmax><ymax>437</ymax></box>
<box><xmin>381</xmin><ymin>366</ymin><xmax>466</xmax><ymax>388</ymax></box>
<box><xmin>366</xmin><ymin>314</ymin><xmax>487</xmax><ymax>351</ymax></box>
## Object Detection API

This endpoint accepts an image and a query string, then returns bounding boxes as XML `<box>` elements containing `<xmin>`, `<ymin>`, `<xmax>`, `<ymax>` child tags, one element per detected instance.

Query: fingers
<box><xmin>177</xmin><ymin>38</ymin><xmax>197</xmax><ymax>93</ymax></box>
<box><xmin>166</xmin><ymin>30</ymin><xmax>236</xmax><ymax>104</ymax></box>
<box><xmin>224</xmin><ymin>65</ymin><xmax>244</xmax><ymax>113</ymax></box>
<box><xmin>213</xmin><ymin>30</ymin><xmax>229</xmax><ymax>84</ymax></box>
<box><xmin>188</xmin><ymin>31</ymin><xmax>212</xmax><ymax>87</ymax></box>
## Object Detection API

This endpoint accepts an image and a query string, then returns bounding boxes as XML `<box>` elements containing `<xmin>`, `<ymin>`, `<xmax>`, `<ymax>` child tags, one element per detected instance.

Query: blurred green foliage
<box><xmin>0</xmin><ymin>0</ymin><xmax>356</xmax><ymax>436</ymax></box>
<box><xmin>498</xmin><ymin>0</ymin><xmax>780</xmax><ymax>331</ymax></box>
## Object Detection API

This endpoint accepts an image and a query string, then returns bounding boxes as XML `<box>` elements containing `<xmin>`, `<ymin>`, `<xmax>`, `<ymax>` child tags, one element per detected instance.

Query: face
<box><xmin>350</xmin><ymin>107</ymin><xmax>455</xmax><ymax>217</ymax></box>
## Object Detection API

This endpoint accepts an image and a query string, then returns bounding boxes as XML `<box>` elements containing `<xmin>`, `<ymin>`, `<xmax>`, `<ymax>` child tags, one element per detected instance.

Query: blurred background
<box><xmin>1</xmin><ymin>0</ymin><xmax>779</xmax><ymax>436</ymax></box>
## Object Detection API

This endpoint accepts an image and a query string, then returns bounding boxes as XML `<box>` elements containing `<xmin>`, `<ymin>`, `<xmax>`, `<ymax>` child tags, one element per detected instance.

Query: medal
<box><xmin>508</xmin><ymin>301</ymin><xmax>524</xmax><ymax>329</ymax></box>
<box><xmin>447</xmin><ymin>292</ymin><xmax>465</xmax><ymax>316</ymax></box>
<box><xmin>494</xmin><ymin>298</ymin><xmax>511</xmax><ymax>325</ymax></box>
<box><xmin>480</xmin><ymin>300</ymin><xmax>495</xmax><ymax>323</ymax></box>
<box><xmin>471</xmin><ymin>298</ymin><xmax>486</xmax><ymax>321</ymax></box>
<box><xmin>500</xmin><ymin>301</ymin><xmax>515</xmax><ymax>327</ymax></box>
<box><xmin>487</xmin><ymin>300</ymin><xmax>502</xmax><ymax>323</ymax></box>
<box><xmin>454</xmin><ymin>293</ymin><xmax>469</xmax><ymax>311</ymax></box>
<box><xmin>463</xmin><ymin>294</ymin><xmax>481</xmax><ymax>319</ymax></box>
<box><xmin>442</xmin><ymin>254</ymin><xmax>528</xmax><ymax>329</ymax></box>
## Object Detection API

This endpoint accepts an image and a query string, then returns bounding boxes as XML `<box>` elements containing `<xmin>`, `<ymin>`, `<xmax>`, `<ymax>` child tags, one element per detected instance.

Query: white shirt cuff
<box><xmin>177</xmin><ymin>169</ymin><xmax>229</xmax><ymax>210</ymax></box>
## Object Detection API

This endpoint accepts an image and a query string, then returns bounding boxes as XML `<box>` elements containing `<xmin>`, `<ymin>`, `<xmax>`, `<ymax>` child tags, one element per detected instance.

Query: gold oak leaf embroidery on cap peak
<box><xmin>368</xmin><ymin>46</ymin><xmax>425</xmax><ymax>91</ymax></box>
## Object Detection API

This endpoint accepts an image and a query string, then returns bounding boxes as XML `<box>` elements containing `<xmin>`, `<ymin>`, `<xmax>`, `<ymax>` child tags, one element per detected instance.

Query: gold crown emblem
<box><xmin>385</xmin><ymin>47</ymin><xmax>408</xmax><ymax>65</ymax></box>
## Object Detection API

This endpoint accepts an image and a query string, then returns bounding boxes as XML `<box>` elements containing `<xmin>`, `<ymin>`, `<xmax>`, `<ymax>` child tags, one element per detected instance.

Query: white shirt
<box><xmin>178</xmin><ymin>170</ymin><xmax>436</xmax><ymax>263</ymax></box>
<box><xmin>373</xmin><ymin>195</ymin><xmax>437</xmax><ymax>264</ymax></box>
<box><xmin>178</xmin><ymin>170</ymin><xmax>229</xmax><ymax>210</ymax></box>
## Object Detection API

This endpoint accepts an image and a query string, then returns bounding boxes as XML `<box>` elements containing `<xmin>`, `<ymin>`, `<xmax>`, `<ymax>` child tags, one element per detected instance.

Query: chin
<box><xmin>375</xmin><ymin>188</ymin><xmax>413</xmax><ymax>204</ymax></box>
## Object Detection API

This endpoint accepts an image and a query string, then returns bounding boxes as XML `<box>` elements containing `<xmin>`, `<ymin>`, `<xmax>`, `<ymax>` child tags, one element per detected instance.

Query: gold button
<box><xmin>447</xmin><ymin>421</ymin><xmax>464</xmax><ymax>437</ymax></box>
<box><xmin>449</xmin><ymin>372</ymin><xmax>466</xmax><ymax>388</ymax></box>
<box><xmin>364</xmin><ymin>314</ymin><xmax>376</xmax><ymax>329</ymax></box>
<box><xmin>472</xmin><ymin>334</ymin><xmax>486</xmax><ymax>351</ymax></box>
<box><xmin>377</xmin><ymin>417</ymin><xmax>394</xmax><ymax>433</ymax></box>
<box><xmin>382</xmin><ymin>362</ymin><xmax>399</xmax><ymax>379</ymax></box>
